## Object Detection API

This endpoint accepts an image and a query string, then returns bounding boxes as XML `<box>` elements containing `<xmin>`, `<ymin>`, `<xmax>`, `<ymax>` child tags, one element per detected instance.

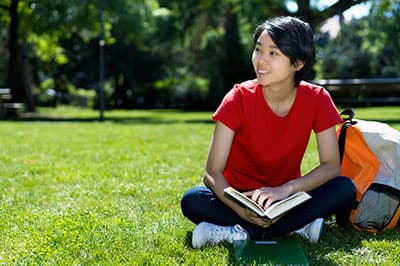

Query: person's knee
<box><xmin>180</xmin><ymin>187</ymin><xmax>206</xmax><ymax>220</ymax></box>
<box><xmin>181</xmin><ymin>188</ymin><xmax>196</xmax><ymax>215</ymax></box>
<box><xmin>332</xmin><ymin>176</ymin><xmax>356</xmax><ymax>202</ymax></box>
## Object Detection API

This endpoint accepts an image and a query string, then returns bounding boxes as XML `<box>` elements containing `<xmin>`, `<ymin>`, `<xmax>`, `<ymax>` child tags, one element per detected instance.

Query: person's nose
<box><xmin>259</xmin><ymin>52</ymin><xmax>269</xmax><ymax>64</ymax></box>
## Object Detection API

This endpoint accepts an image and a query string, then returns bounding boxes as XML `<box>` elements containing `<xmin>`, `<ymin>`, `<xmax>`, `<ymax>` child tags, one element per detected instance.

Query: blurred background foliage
<box><xmin>0</xmin><ymin>0</ymin><xmax>398</xmax><ymax>111</ymax></box>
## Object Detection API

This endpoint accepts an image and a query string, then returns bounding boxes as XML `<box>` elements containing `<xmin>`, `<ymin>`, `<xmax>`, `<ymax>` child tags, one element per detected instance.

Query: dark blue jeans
<box><xmin>181</xmin><ymin>176</ymin><xmax>356</xmax><ymax>239</ymax></box>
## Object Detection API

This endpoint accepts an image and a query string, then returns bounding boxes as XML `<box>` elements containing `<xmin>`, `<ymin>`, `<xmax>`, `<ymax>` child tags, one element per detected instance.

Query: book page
<box><xmin>224</xmin><ymin>187</ymin><xmax>265</xmax><ymax>216</ymax></box>
<box><xmin>224</xmin><ymin>187</ymin><xmax>311</xmax><ymax>220</ymax></box>
<box><xmin>264</xmin><ymin>192</ymin><xmax>311</xmax><ymax>219</ymax></box>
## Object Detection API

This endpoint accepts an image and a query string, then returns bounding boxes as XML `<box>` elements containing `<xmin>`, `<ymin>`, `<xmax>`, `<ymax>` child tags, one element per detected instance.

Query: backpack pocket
<box><xmin>354</xmin><ymin>187</ymin><xmax>400</xmax><ymax>231</ymax></box>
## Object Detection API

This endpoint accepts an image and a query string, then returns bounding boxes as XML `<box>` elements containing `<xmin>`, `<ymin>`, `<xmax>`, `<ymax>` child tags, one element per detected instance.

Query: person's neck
<box><xmin>263</xmin><ymin>84</ymin><xmax>297</xmax><ymax>117</ymax></box>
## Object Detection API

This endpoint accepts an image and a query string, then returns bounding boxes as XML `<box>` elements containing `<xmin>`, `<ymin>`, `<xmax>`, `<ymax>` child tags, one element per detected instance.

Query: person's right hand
<box><xmin>238</xmin><ymin>207</ymin><xmax>276</xmax><ymax>228</ymax></box>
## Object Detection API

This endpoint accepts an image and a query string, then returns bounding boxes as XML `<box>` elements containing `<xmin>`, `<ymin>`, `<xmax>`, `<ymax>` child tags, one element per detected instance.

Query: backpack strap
<box><xmin>338</xmin><ymin>109</ymin><xmax>357</xmax><ymax>164</ymax></box>
<box><xmin>370</xmin><ymin>183</ymin><xmax>400</xmax><ymax>201</ymax></box>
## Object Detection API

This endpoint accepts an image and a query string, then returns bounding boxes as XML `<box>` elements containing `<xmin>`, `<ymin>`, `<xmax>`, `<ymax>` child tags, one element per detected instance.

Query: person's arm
<box><xmin>285</xmin><ymin>125</ymin><xmax>341</xmax><ymax>193</ymax></box>
<box><xmin>203</xmin><ymin>121</ymin><xmax>233</xmax><ymax>198</ymax></box>
<box><xmin>204</xmin><ymin>121</ymin><xmax>270</xmax><ymax>227</ymax></box>
<box><xmin>246</xmin><ymin>126</ymin><xmax>341</xmax><ymax>209</ymax></box>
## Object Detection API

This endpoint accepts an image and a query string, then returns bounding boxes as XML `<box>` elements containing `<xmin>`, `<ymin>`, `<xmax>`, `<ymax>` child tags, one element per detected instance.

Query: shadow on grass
<box><xmin>12</xmin><ymin>113</ymin><xmax>214</xmax><ymax>125</ymax></box>
<box><xmin>184</xmin><ymin>231</ymin><xmax>237</xmax><ymax>264</ymax></box>
<box><xmin>303</xmin><ymin>224</ymin><xmax>400</xmax><ymax>265</ymax></box>
<box><xmin>11</xmin><ymin>112</ymin><xmax>400</xmax><ymax>126</ymax></box>
<box><xmin>184</xmin><ymin>232</ymin><xmax>193</xmax><ymax>248</ymax></box>
<box><xmin>183</xmin><ymin>224</ymin><xmax>400</xmax><ymax>265</ymax></box>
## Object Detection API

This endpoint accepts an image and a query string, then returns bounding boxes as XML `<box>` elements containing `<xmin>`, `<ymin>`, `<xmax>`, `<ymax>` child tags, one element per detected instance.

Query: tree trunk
<box><xmin>21</xmin><ymin>33</ymin><xmax>35</xmax><ymax>112</ymax></box>
<box><xmin>7</xmin><ymin>0</ymin><xmax>24</xmax><ymax>102</ymax></box>
<box><xmin>223</xmin><ymin>5</ymin><xmax>252</xmax><ymax>92</ymax></box>
<box><xmin>297</xmin><ymin>0</ymin><xmax>313</xmax><ymax>24</ymax></box>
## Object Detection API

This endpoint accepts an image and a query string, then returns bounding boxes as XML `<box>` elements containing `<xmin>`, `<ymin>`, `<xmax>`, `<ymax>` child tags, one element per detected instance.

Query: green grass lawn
<box><xmin>0</xmin><ymin>106</ymin><xmax>399</xmax><ymax>265</ymax></box>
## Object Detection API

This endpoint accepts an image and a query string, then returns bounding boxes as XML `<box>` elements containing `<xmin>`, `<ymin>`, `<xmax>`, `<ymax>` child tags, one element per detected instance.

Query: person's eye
<box><xmin>270</xmin><ymin>51</ymin><xmax>279</xmax><ymax>56</ymax></box>
<box><xmin>254</xmin><ymin>47</ymin><xmax>261</xmax><ymax>52</ymax></box>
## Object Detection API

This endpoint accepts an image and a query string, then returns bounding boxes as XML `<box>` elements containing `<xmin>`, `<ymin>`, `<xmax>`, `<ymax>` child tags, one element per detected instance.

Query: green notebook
<box><xmin>233</xmin><ymin>239</ymin><xmax>309</xmax><ymax>265</ymax></box>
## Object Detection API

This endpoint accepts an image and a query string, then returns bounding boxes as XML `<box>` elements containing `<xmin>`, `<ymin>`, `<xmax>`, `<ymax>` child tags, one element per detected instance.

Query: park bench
<box><xmin>0</xmin><ymin>88</ymin><xmax>24</xmax><ymax>118</ymax></box>
<box><xmin>316</xmin><ymin>78</ymin><xmax>400</xmax><ymax>106</ymax></box>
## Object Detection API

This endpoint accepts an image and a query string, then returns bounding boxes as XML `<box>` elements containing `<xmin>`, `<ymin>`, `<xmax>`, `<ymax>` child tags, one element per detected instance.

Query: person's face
<box><xmin>252</xmin><ymin>30</ymin><xmax>301</xmax><ymax>88</ymax></box>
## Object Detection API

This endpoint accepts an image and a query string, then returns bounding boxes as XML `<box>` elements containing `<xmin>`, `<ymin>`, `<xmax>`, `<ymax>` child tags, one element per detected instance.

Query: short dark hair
<box><xmin>253</xmin><ymin>16</ymin><xmax>315</xmax><ymax>86</ymax></box>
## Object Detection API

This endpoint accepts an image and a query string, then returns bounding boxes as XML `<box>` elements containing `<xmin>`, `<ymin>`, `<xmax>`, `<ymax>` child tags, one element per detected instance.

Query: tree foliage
<box><xmin>0</xmin><ymin>0</ymin><xmax>383</xmax><ymax>112</ymax></box>
<box><xmin>316</xmin><ymin>0</ymin><xmax>400</xmax><ymax>79</ymax></box>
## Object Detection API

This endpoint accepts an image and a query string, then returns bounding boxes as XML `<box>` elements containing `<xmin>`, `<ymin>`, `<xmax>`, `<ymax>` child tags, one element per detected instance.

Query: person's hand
<box><xmin>238</xmin><ymin>207</ymin><xmax>276</xmax><ymax>228</ymax></box>
<box><xmin>243</xmin><ymin>186</ymin><xmax>290</xmax><ymax>210</ymax></box>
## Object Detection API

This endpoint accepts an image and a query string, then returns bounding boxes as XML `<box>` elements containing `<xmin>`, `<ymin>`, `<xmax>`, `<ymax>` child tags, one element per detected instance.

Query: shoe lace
<box><xmin>211</xmin><ymin>225</ymin><xmax>246</xmax><ymax>243</ymax></box>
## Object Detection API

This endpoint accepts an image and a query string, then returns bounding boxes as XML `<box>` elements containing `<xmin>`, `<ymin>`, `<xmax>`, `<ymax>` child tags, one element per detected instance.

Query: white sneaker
<box><xmin>192</xmin><ymin>222</ymin><xmax>249</xmax><ymax>248</ymax></box>
<box><xmin>293</xmin><ymin>218</ymin><xmax>324</xmax><ymax>244</ymax></box>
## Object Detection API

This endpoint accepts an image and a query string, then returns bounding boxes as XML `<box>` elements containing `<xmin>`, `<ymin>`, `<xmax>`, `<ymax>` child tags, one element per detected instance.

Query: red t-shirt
<box><xmin>212</xmin><ymin>80</ymin><xmax>342</xmax><ymax>190</ymax></box>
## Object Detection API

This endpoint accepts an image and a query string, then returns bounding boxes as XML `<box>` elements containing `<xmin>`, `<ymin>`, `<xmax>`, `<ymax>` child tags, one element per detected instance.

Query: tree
<box><xmin>359</xmin><ymin>0</ymin><xmax>400</xmax><ymax>76</ymax></box>
<box><xmin>251</xmin><ymin>0</ymin><xmax>369</xmax><ymax>30</ymax></box>
<box><xmin>0</xmin><ymin>0</ymin><xmax>155</xmax><ymax>105</ymax></box>
<box><xmin>0</xmin><ymin>0</ymin><xmax>97</xmax><ymax>112</ymax></box>
<box><xmin>0</xmin><ymin>0</ymin><xmax>372</xmax><ymax>113</ymax></box>
<box><xmin>316</xmin><ymin>0</ymin><xmax>400</xmax><ymax>79</ymax></box>
<box><xmin>0</xmin><ymin>0</ymin><xmax>23</xmax><ymax>106</ymax></box>
<box><xmin>315</xmin><ymin>18</ymin><xmax>372</xmax><ymax>79</ymax></box>
<box><xmin>154</xmin><ymin>0</ymin><xmax>370</xmax><ymax>109</ymax></box>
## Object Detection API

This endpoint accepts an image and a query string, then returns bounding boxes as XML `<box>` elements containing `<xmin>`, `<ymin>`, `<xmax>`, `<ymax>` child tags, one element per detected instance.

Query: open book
<box><xmin>224</xmin><ymin>187</ymin><xmax>311</xmax><ymax>221</ymax></box>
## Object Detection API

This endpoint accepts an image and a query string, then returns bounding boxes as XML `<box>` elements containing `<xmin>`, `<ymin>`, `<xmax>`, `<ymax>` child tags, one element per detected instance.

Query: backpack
<box><xmin>337</xmin><ymin>109</ymin><xmax>400</xmax><ymax>233</ymax></box>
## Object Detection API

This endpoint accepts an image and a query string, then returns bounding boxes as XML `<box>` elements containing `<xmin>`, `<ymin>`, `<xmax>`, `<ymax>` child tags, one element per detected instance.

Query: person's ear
<box><xmin>294</xmin><ymin>61</ymin><xmax>305</xmax><ymax>71</ymax></box>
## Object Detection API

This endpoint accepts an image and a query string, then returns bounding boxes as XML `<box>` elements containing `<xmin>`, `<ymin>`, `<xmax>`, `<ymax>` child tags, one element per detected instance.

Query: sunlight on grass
<box><xmin>0</xmin><ymin>106</ymin><xmax>399</xmax><ymax>264</ymax></box>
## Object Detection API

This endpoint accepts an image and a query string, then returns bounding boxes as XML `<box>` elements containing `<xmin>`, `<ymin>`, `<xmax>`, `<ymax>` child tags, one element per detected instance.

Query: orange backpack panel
<box><xmin>336</xmin><ymin>124</ymin><xmax>379</xmax><ymax>202</ymax></box>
